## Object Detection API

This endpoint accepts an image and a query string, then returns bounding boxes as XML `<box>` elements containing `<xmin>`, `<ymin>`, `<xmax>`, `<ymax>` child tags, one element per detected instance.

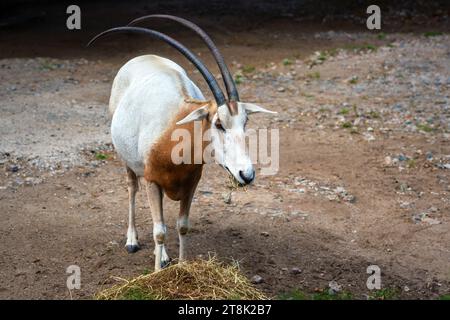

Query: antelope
<box><xmin>89</xmin><ymin>15</ymin><xmax>275</xmax><ymax>271</ymax></box>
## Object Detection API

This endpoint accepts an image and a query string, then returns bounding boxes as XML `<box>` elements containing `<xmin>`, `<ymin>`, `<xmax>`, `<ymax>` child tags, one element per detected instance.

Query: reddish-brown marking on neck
<box><xmin>144</xmin><ymin>100</ymin><xmax>216</xmax><ymax>201</ymax></box>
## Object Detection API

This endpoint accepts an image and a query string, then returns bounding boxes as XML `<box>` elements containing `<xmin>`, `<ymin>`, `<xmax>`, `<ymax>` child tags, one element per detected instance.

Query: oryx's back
<box><xmin>109</xmin><ymin>55</ymin><xmax>203</xmax><ymax>116</ymax></box>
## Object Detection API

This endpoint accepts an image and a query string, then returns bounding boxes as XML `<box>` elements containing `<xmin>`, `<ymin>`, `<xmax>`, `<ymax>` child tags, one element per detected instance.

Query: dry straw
<box><xmin>95</xmin><ymin>257</ymin><xmax>267</xmax><ymax>300</ymax></box>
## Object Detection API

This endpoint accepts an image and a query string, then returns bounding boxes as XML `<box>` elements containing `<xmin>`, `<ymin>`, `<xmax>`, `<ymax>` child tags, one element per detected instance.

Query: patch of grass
<box><xmin>327</xmin><ymin>48</ymin><xmax>339</xmax><ymax>57</ymax></box>
<box><xmin>368</xmin><ymin>110</ymin><xmax>380</xmax><ymax>119</ymax></box>
<box><xmin>352</xmin><ymin>104</ymin><xmax>359</xmax><ymax>117</ymax></box>
<box><xmin>40</xmin><ymin>61</ymin><xmax>59</xmax><ymax>71</ymax></box>
<box><xmin>282</xmin><ymin>58</ymin><xmax>293</xmax><ymax>66</ymax></box>
<box><xmin>307</xmin><ymin>72</ymin><xmax>321</xmax><ymax>80</ymax></box>
<box><xmin>317</xmin><ymin>52</ymin><xmax>327</xmax><ymax>62</ymax></box>
<box><xmin>341</xmin><ymin>121</ymin><xmax>353</xmax><ymax>129</ymax></box>
<box><xmin>350</xmin><ymin>127</ymin><xmax>359</xmax><ymax>134</ymax></box>
<box><xmin>424</xmin><ymin>31</ymin><xmax>443</xmax><ymax>37</ymax></box>
<box><xmin>142</xmin><ymin>268</ymin><xmax>151</xmax><ymax>275</ymax></box>
<box><xmin>120</xmin><ymin>287</ymin><xmax>157</xmax><ymax>300</ymax></box>
<box><xmin>377</xmin><ymin>32</ymin><xmax>386</xmax><ymax>40</ymax></box>
<box><xmin>242</xmin><ymin>65</ymin><xmax>255</xmax><ymax>74</ymax></box>
<box><xmin>302</xmin><ymin>93</ymin><xmax>315</xmax><ymax>99</ymax></box>
<box><xmin>439</xmin><ymin>294</ymin><xmax>450</xmax><ymax>300</ymax></box>
<box><xmin>407</xmin><ymin>159</ymin><xmax>416</xmax><ymax>168</ymax></box>
<box><xmin>234</xmin><ymin>74</ymin><xmax>244</xmax><ymax>85</ymax></box>
<box><xmin>417</xmin><ymin>123</ymin><xmax>434</xmax><ymax>132</ymax></box>
<box><xmin>346</xmin><ymin>44</ymin><xmax>378</xmax><ymax>52</ymax></box>
<box><xmin>312</xmin><ymin>290</ymin><xmax>353</xmax><ymax>300</ymax></box>
<box><xmin>349</xmin><ymin>76</ymin><xmax>358</xmax><ymax>84</ymax></box>
<box><xmin>95</xmin><ymin>152</ymin><xmax>109</xmax><ymax>160</ymax></box>
<box><xmin>278</xmin><ymin>289</ymin><xmax>308</xmax><ymax>300</ymax></box>
<box><xmin>338</xmin><ymin>107</ymin><xmax>350</xmax><ymax>115</ymax></box>
<box><xmin>368</xmin><ymin>288</ymin><xmax>400</xmax><ymax>300</ymax></box>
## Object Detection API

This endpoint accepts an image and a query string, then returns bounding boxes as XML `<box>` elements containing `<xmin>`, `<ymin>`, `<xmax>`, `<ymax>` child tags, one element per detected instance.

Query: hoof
<box><xmin>161</xmin><ymin>258</ymin><xmax>172</xmax><ymax>269</ymax></box>
<box><xmin>126</xmin><ymin>244</ymin><xmax>140</xmax><ymax>253</ymax></box>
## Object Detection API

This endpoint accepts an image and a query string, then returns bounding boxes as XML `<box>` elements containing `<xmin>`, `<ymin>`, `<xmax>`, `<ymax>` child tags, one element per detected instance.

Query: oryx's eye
<box><xmin>215</xmin><ymin>120</ymin><xmax>225</xmax><ymax>132</ymax></box>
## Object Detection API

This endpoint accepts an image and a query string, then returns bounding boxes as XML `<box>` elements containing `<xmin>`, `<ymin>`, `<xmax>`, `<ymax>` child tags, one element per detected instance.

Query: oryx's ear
<box><xmin>176</xmin><ymin>105</ymin><xmax>209</xmax><ymax>125</ymax></box>
<box><xmin>241</xmin><ymin>103</ymin><xmax>277</xmax><ymax>115</ymax></box>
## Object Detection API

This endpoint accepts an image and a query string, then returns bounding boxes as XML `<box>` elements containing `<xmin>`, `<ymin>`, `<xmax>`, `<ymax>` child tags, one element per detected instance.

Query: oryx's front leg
<box><xmin>178</xmin><ymin>190</ymin><xmax>195</xmax><ymax>262</ymax></box>
<box><xmin>125</xmin><ymin>167</ymin><xmax>140</xmax><ymax>253</ymax></box>
<box><xmin>145</xmin><ymin>181</ymin><xmax>170</xmax><ymax>271</ymax></box>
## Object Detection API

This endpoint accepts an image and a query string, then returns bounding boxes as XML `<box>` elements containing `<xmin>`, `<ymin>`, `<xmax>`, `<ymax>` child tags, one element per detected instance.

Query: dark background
<box><xmin>0</xmin><ymin>0</ymin><xmax>448</xmax><ymax>58</ymax></box>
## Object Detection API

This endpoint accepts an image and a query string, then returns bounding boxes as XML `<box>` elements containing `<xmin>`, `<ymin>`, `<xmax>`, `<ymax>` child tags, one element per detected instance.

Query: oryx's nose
<box><xmin>239</xmin><ymin>169</ymin><xmax>255</xmax><ymax>185</ymax></box>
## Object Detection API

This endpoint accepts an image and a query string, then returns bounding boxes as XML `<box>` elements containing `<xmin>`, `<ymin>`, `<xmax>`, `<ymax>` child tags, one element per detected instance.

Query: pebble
<box><xmin>363</xmin><ymin>133</ymin><xmax>376</xmax><ymax>141</ymax></box>
<box><xmin>251</xmin><ymin>275</ymin><xmax>264</xmax><ymax>284</ymax></box>
<box><xmin>399</xmin><ymin>201</ymin><xmax>411</xmax><ymax>209</ymax></box>
<box><xmin>24</xmin><ymin>177</ymin><xmax>43</xmax><ymax>185</ymax></box>
<box><xmin>412</xmin><ymin>212</ymin><xmax>441</xmax><ymax>225</ymax></box>
<box><xmin>328</xmin><ymin>281</ymin><xmax>342</xmax><ymax>295</ymax></box>
<box><xmin>9</xmin><ymin>165</ymin><xmax>19</xmax><ymax>173</ymax></box>
<box><xmin>291</xmin><ymin>267</ymin><xmax>302</xmax><ymax>275</ymax></box>
<box><xmin>384</xmin><ymin>156</ymin><xmax>393</xmax><ymax>166</ymax></box>
<box><xmin>222</xmin><ymin>192</ymin><xmax>232</xmax><ymax>204</ymax></box>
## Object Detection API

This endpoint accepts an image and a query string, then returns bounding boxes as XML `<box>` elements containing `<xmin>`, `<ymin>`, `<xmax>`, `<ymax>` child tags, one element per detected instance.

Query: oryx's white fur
<box><xmin>109</xmin><ymin>55</ymin><xmax>204</xmax><ymax>176</ymax></box>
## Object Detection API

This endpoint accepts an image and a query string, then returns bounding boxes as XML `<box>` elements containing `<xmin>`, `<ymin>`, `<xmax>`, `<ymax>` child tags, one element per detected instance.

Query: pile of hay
<box><xmin>95</xmin><ymin>258</ymin><xmax>267</xmax><ymax>300</ymax></box>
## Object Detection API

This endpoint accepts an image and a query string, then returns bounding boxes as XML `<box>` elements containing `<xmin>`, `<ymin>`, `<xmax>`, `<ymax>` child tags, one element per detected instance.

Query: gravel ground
<box><xmin>0</xmin><ymin>12</ymin><xmax>449</xmax><ymax>299</ymax></box>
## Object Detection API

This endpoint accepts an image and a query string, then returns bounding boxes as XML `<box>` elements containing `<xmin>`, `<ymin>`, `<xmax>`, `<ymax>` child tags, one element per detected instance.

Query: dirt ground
<box><xmin>0</xmin><ymin>2</ymin><xmax>449</xmax><ymax>299</ymax></box>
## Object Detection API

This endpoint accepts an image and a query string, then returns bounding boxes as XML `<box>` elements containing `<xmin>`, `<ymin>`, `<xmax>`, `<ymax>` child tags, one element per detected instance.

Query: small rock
<box><xmin>343</xmin><ymin>194</ymin><xmax>356</xmax><ymax>203</ymax></box>
<box><xmin>328</xmin><ymin>281</ymin><xmax>342</xmax><ymax>295</ymax></box>
<box><xmin>222</xmin><ymin>192</ymin><xmax>232</xmax><ymax>204</ymax></box>
<box><xmin>260</xmin><ymin>231</ymin><xmax>270</xmax><ymax>237</ymax></box>
<box><xmin>291</xmin><ymin>267</ymin><xmax>302</xmax><ymax>275</ymax></box>
<box><xmin>421</xmin><ymin>217</ymin><xmax>441</xmax><ymax>225</ymax></box>
<box><xmin>412</xmin><ymin>212</ymin><xmax>441</xmax><ymax>225</ymax></box>
<box><xmin>277</xmin><ymin>87</ymin><xmax>285</xmax><ymax>92</ymax></box>
<box><xmin>437</xmin><ymin>163</ymin><xmax>450</xmax><ymax>169</ymax></box>
<box><xmin>24</xmin><ymin>177</ymin><xmax>43</xmax><ymax>185</ymax></box>
<box><xmin>399</xmin><ymin>201</ymin><xmax>411</xmax><ymax>209</ymax></box>
<box><xmin>384</xmin><ymin>156</ymin><xmax>393</xmax><ymax>166</ymax></box>
<box><xmin>403</xmin><ymin>286</ymin><xmax>410</xmax><ymax>292</ymax></box>
<box><xmin>363</xmin><ymin>133</ymin><xmax>375</xmax><ymax>142</ymax></box>
<box><xmin>251</xmin><ymin>275</ymin><xmax>264</xmax><ymax>284</ymax></box>
<box><xmin>9</xmin><ymin>165</ymin><xmax>19</xmax><ymax>173</ymax></box>
<box><xmin>334</xmin><ymin>186</ymin><xmax>346</xmax><ymax>194</ymax></box>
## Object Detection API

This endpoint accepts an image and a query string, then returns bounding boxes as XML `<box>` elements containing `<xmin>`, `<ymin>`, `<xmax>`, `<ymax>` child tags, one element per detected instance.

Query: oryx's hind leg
<box><xmin>145</xmin><ymin>181</ymin><xmax>170</xmax><ymax>271</ymax></box>
<box><xmin>125</xmin><ymin>166</ymin><xmax>140</xmax><ymax>253</ymax></box>
<box><xmin>178</xmin><ymin>190</ymin><xmax>195</xmax><ymax>262</ymax></box>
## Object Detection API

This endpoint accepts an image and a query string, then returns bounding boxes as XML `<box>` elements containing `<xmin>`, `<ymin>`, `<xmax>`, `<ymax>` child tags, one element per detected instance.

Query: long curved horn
<box><xmin>87</xmin><ymin>26</ymin><xmax>226</xmax><ymax>106</ymax></box>
<box><xmin>128</xmin><ymin>14</ymin><xmax>240</xmax><ymax>103</ymax></box>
